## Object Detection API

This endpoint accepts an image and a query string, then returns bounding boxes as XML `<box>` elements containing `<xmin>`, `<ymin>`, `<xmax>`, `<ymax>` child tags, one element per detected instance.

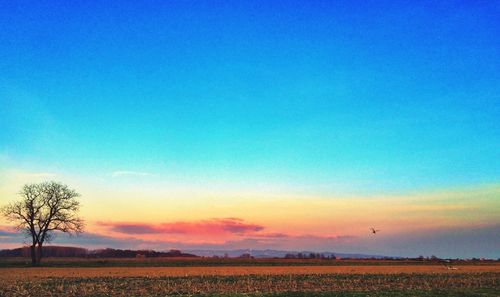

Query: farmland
<box><xmin>0</xmin><ymin>258</ymin><xmax>498</xmax><ymax>296</ymax></box>
<box><xmin>0</xmin><ymin>256</ymin><xmax>497</xmax><ymax>268</ymax></box>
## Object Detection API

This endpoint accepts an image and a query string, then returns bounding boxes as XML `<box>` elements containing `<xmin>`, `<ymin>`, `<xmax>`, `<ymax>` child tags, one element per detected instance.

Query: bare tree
<box><xmin>1</xmin><ymin>181</ymin><xmax>84</xmax><ymax>265</ymax></box>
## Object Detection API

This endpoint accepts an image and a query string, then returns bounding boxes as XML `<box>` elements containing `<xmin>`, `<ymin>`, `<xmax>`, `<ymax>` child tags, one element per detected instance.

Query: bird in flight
<box><xmin>370</xmin><ymin>228</ymin><xmax>380</xmax><ymax>234</ymax></box>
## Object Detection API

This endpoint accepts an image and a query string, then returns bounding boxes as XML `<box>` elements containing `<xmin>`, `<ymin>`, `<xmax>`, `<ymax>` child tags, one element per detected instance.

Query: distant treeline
<box><xmin>1</xmin><ymin>247</ymin><xmax>496</xmax><ymax>261</ymax></box>
<box><xmin>0</xmin><ymin>246</ymin><xmax>197</xmax><ymax>258</ymax></box>
<box><xmin>284</xmin><ymin>253</ymin><xmax>336</xmax><ymax>259</ymax></box>
<box><xmin>88</xmin><ymin>248</ymin><xmax>197</xmax><ymax>258</ymax></box>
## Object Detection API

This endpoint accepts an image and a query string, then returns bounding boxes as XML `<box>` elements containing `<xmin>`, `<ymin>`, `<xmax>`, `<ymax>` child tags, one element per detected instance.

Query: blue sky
<box><xmin>1</xmin><ymin>0</ymin><xmax>499</xmax><ymax>194</ymax></box>
<box><xmin>1</xmin><ymin>1</ymin><xmax>500</xmax><ymax>257</ymax></box>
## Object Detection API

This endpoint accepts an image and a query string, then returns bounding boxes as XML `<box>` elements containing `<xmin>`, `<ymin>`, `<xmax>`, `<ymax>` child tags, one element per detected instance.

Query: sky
<box><xmin>0</xmin><ymin>1</ymin><xmax>499</xmax><ymax>258</ymax></box>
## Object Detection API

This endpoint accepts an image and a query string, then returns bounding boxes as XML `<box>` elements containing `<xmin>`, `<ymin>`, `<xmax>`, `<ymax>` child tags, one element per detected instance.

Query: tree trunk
<box><xmin>30</xmin><ymin>245</ymin><xmax>37</xmax><ymax>266</ymax></box>
<box><xmin>36</xmin><ymin>243</ymin><xmax>43</xmax><ymax>265</ymax></box>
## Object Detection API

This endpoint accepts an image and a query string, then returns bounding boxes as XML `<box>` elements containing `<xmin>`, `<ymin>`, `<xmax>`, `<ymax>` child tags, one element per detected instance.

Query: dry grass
<box><xmin>0</xmin><ymin>273</ymin><xmax>498</xmax><ymax>297</ymax></box>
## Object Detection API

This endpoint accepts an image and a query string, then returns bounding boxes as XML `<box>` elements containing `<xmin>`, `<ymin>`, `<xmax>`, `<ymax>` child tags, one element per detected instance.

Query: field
<box><xmin>1</xmin><ymin>257</ymin><xmax>498</xmax><ymax>267</ymax></box>
<box><xmin>0</xmin><ymin>258</ymin><xmax>498</xmax><ymax>297</ymax></box>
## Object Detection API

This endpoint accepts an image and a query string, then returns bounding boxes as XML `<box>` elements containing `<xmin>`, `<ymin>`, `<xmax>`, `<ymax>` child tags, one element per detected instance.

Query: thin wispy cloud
<box><xmin>111</xmin><ymin>171</ymin><xmax>154</xmax><ymax>178</ymax></box>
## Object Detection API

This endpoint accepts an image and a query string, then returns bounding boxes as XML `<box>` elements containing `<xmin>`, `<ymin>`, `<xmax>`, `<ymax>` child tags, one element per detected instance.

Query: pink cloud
<box><xmin>107</xmin><ymin>224</ymin><xmax>158</xmax><ymax>234</ymax></box>
<box><xmin>252</xmin><ymin>232</ymin><xmax>290</xmax><ymax>238</ymax></box>
<box><xmin>89</xmin><ymin>218</ymin><xmax>357</xmax><ymax>252</ymax></box>
<box><xmin>100</xmin><ymin>218</ymin><xmax>264</xmax><ymax>236</ymax></box>
<box><xmin>0</xmin><ymin>225</ymin><xmax>18</xmax><ymax>236</ymax></box>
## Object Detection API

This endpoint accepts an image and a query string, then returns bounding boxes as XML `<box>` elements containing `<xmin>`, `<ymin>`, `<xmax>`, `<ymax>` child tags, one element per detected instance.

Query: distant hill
<box><xmin>0</xmin><ymin>246</ymin><xmax>197</xmax><ymax>258</ymax></box>
<box><xmin>185</xmin><ymin>249</ymin><xmax>393</xmax><ymax>259</ymax></box>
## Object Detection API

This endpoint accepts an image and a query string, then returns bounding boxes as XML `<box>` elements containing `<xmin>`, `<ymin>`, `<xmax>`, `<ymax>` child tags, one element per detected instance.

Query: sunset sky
<box><xmin>1</xmin><ymin>1</ymin><xmax>499</xmax><ymax>258</ymax></box>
